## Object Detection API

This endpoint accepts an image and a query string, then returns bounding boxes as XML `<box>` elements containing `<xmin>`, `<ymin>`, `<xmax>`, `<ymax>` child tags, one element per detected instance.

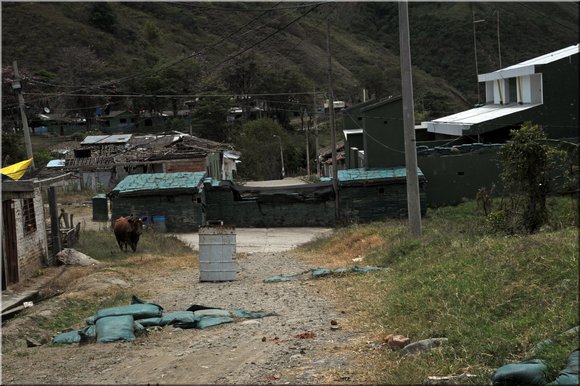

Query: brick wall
<box><xmin>12</xmin><ymin>187</ymin><xmax>48</xmax><ymax>281</ymax></box>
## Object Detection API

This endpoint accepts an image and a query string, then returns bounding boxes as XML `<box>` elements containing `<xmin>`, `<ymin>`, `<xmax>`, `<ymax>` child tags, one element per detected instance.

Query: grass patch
<box><xmin>76</xmin><ymin>229</ymin><xmax>194</xmax><ymax>262</ymax></box>
<box><xmin>299</xmin><ymin>197</ymin><xmax>578</xmax><ymax>384</ymax></box>
<box><xmin>34</xmin><ymin>290</ymin><xmax>132</xmax><ymax>333</ymax></box>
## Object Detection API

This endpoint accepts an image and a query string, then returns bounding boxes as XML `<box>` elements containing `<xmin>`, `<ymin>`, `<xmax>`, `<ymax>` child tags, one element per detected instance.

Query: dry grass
<box><xmin>294</xmin><ymin>227</ymin><xmax>386</xmax><ymax>269</ymax></box>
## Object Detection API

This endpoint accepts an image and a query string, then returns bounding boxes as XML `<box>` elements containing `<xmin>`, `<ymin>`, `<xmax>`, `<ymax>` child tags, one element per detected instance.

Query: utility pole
<box><xmin>313</xmin><ymin>88</ymin><xmax>320</xmax><ymax>178</ymax></box>
<box><xmin>497</xmin><ymin>9</ymin><xmax>502</xmax><ymax>68</ymax></box>
<box><xmin>472</xmin><ymin>6</ymin><xmax>485</xmax><ymax>104</ymax></box>
<box><xmin>399</xmin><ymin>1</ymin><xmax>422</xmax><ymax>237</ymax></box>
<box><xmin>12</xmin><ymin>61</ymin><xmax>35</xmax><ymax>170</ymax></box>
<box><xmin>326</xmin><ymin>16</ymin><xmax>339</xmax><ymax>220</ymax></box>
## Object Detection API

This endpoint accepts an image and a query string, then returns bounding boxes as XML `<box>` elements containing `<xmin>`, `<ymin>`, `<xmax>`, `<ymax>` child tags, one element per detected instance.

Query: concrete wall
<box><xmin>111</xmin><ymin>193</ymin><xmax>204</xmax><ymax>232</ymax></box>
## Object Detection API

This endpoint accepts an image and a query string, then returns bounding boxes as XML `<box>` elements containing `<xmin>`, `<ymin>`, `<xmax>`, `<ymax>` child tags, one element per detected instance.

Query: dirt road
<box><xmin>1</xmin><ymin>233</ymin><xmax>371</xmax><ymax>384</ymax></box>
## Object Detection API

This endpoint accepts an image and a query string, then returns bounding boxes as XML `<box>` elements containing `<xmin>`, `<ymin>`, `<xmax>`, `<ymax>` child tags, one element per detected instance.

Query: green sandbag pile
<box><xmin>52</xmin><ymin>296</ymin><xmax>276</xmax><ymax>345</ymax></box>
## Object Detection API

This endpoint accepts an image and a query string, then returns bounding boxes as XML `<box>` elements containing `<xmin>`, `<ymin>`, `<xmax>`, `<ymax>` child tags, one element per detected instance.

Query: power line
<box><xmin>22</xmin><ymin>91</ymin><xmax>326</xmax><ymax>98</ymax></box>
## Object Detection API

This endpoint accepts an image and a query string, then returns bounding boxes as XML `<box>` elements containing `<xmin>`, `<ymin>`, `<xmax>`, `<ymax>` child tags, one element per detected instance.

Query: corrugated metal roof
<box><xmin>338</xmin><ymin>167</ymin><xmax>424</xmax><ymax>182</ymax></box>
<box><xmin>46</xmin><ymin>159</ymin><xmax>66</xmax><ymax>168</ymax></box>
<box><xmin>81</xmin><ymin>134</ymin><xmax>132</xmax><ymax>145</ymax></box>
<box><xmin>425</xmin><ymin>103</ymin><xmax>541</xmax><ymax>136</ymax></box>
<box><xmin>479</xmin><ymin>44</ymin><xmax>579</xmax><ymax>82</ymax></box>
<box><xmin>112</xmin><ymin>172</ymin><xmax>207</xmax><ymax>195</ymax></box>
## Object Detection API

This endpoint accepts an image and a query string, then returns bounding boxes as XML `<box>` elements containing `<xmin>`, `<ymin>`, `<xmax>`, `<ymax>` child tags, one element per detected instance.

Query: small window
<box><xmin>457</xmin><ymin>171</ymin><xmax>465</xmax><ymax>176</ymax></box>
<box><xmin>23</xmin><ymin>198</ymin><xmax>37</xmax><ymax>234</ymax></box>
<box><xmin>378</xmin><ymin>187</ymin><xmax>385</xmax><ymax>194</ymax></box>
<box><xmin>120</xmin><ymin>118</ymin><xmax>127</xmax><ymax>124</ymax></box>
<box><xmin>145</xmin><ymin>119</ymin><xmax>153</xmax><ymax>127</ymax></box>
<box><xmin>166</xmin><ymin>196</ymin><xmax>175</xmax><ymax>203</ymax></box>
<box><xmin>196</xmin><ymin>197</ymin><xmax>202</xmax><ymax>204</ymax></box>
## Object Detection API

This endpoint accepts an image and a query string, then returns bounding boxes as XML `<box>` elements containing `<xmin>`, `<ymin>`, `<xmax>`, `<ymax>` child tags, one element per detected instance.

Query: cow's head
<box><xmin>128</xmin><ymin>216</ymin><xmax>147</xmax><ymax>235</ymax></box>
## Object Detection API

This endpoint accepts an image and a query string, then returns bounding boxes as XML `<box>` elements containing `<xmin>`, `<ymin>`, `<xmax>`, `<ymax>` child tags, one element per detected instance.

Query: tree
<box><xmin>497</xmin><ymin>122</ymin><xmax>550</xmax><ymax>233</ymax></box>
<box><xmin>234</xmin><ymin>119</ymin><xmax>286</xmax><ymax>180</ymax></box>
<box><xmin>89</xmin><ymin>2</ymin><xmax>117</xmax><ymax>33</ymax></box>
<box><xmin>191</xmin><ymin>95</ymin><xmax>232</xmax><ymax>142</ymax></box>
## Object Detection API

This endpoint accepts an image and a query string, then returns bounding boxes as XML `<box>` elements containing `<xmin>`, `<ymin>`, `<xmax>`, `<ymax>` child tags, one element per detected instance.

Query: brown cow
<box><xmin>113</xmin><ymin>216</ymin><xmax>146</xmax><ymax>252</ymax></box>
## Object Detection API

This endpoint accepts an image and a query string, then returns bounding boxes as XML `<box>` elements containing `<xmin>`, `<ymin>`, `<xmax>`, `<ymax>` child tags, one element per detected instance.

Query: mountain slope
<box><xmin>1</xmin><ymin>2</ymin><xmax>578</xmax><ymax>121</ymax></box>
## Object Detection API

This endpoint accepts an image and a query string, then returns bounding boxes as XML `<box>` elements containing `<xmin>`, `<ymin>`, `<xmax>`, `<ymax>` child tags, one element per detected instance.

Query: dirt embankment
<box><xmin>1</xmin><ymin>248</ymin><xmax>375</xmax><ymax>385</ymax></box>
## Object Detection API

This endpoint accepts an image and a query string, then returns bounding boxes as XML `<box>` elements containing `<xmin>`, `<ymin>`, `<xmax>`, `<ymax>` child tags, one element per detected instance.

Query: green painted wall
<box><xmin>362</xmin><ymin>97</ymin><xmax>406</xmax><ymax>168</ymax></box>
<box><xmin>204</xmin><ymin>186</ymin><xmax>336</xmax><ymax>227</ymax></box>
<box><xmin>342</xmin><ymin>99</ymin><xmax>377</xmax><ymax>131</ymax></box>
<box><xmin>418</xmin><ymin>148</ymin><xmax>502</xmax><ymax>207</ymax></box>
<box><xmin>534</xmin><ymin>54</ymin><xmax>579</xmax><ymax>139</ymax></box>
<box><xmin>111</xmin><ymin>193</ymin><xmax>204</xmax><ymax>232</ymax></box>
<box><xmin>339</xmin><ymin>182</ymin><xmax>427</xmax><ymax>223</ymax></box>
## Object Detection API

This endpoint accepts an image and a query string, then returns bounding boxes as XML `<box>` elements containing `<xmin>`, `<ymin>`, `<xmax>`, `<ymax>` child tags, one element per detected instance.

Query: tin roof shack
<box><xmin>49</xmin><ymin>133</ymin><xmax>238</xmax><ymax>191</ymax></box>
<box><xmin>2</xmin><ymin>180</ymin><xmax>49</xmax><ymax>288</ymax></box>
<box><xmin>338</xmin><ymin>167</ymin><xmax>427</xmax><ymax>224</ymax></box>
<box><xmin>109</xmin><ymin>172</ymin><xmax>207</xmax><ymax>232</ymax></box>
<box><xmin>203</xmin><ymin>179</ymin><xmax>336</xmax><ymax>227</ymax></box>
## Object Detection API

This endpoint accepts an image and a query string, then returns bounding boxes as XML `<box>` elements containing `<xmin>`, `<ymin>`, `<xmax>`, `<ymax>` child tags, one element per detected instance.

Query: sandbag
<box><xmin>94</xmin><ymin>303</ymin><xmax>163</xmax><ymax>322</ymax></box>
<box><xmin>263</xmin><ymin>274</ymin><xmax>297</xmax><ymax>283</ymax></box>
<box><xmin>194</xmin><ymin>309</ymin><xmax>231</xmax><ymax>317</ymax></box>
<box><xmin>548</xmin><ymin>349</ymin><xmax>579</xmax><ymax>385</ymax></box>
<box><xmin>136</xmin><ymin>317</ymin><xmax>162</xmax><ymax>327</ymax></box>
<box><xmin>491</xmin><ymin>359</ymin><xmax>547</xmax><ymax>386</ymax></box>
<box><xmin>52</xmin><ymin>330</ymin><xmax>81</xmax><ymax>344</ymax></box>
<box><xmin>311</xmin><ymin>268</ymin><xmax>332</xmax><ymax>278</ymax></box>
<box><xmin>196</xmin><ymin>316</ymin><xmax>234</xmax><ymax>329</ymax></box>
<box><xmin>159</xmin><ymin>311</ymin><xmax>200</xmax><ymax>328</ymax></box>
<box><xmin>96</xmin><ymin>315</ymin><xmax>136</xmax><ymax>343</ymax></box>
<box><xmin>352</xmin><ymin>265</ymin><xmax>383</xmax><ymax>273</ymax></box>
<box><xmin>231</xmin><ymin>309</ymin><xmax>277</xmax><ymax>319</ymax></box>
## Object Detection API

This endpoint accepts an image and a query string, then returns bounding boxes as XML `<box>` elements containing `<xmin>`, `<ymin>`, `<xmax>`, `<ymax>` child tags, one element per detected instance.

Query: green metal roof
<box><xmin>338</xmin><ymin>167</ymin><xmax>424</xmax><ymax>183</ymax></box>
<box><xmin>112</xmin><ymin>172</ymin><xmax>207</xmax><ymax>196</ymax></box>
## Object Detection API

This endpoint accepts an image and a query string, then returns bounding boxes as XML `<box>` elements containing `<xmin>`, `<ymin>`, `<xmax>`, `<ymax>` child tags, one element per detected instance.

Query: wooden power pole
<box><xmin>12</xmin><ymin>61</ymin><xmax>35</xmax><ymax>170</ymax></box>
<box><xmin>399</xmin><ymin>1</ymin><xmax>422</xmax><ymax>237</ymax></box>
<box><xmin>326</xmin><ymin>17</ymin><xmax>339</xmax><ymax>220</ymax></box>
<box><xmin>313</xmin><ymin>88</ymin><xmax>320</xmax><ymax>178</ymax></box>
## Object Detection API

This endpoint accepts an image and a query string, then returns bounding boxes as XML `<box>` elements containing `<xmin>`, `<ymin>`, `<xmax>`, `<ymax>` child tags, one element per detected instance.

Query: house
<box><xmin>109</xmin><ymin>171</ymin><xmax>207</xmax><ymax>232</ymax></box>
<box><xmin>2</xmin><ymin>180</ymin><xmax>49</xmax><ymax>289</ymax></box>
<box><xmin>425</xmin><ymin>44</ymin><xmax>579</xmax><ymax>142</ymax></box>
<box><xmin>319</xmin><ymin>140</ymin><xmax>346</xmax><ymax>177</ymax></box>
<box><xmin>98</xmin><ymin>110</ymin><xmax>136</xmax><ymax>132</ymax></box>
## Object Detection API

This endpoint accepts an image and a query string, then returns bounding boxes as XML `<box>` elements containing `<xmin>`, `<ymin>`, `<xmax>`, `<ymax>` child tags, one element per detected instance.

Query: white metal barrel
<box><xmin>198</xmin><ymin>223</ymin><xmax>236</xmax><ymax>282</ymax></box>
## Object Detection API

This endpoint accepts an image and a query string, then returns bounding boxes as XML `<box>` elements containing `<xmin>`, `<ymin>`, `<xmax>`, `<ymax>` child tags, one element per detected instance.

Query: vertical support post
<box><xmin>48</xmin><ymin>187</ymin><xmax>62</xmax><ymax>257</ymax></box>
<box><xmin>12</xmin><ymin>61</ymin><xmax>35</xmax><ymax>170</ymax></box>
<box><xmin>326</xmin><ymin>16</ymin><xmax>339</xmax><ymax>221</ymax></box>
<box><xmin>399</xmin><ymin>1</ymin><xmax>422</xmax><ymax>237</ymax></box>
<box><xmin>313</xmin><ymin>88</ymin><xmax>320</xmax><ymax>178</ymax></box>
<box><xmin>306</xmin><ymin>113</ymin><xmax>311</xmax><ymax>177</ymax></box>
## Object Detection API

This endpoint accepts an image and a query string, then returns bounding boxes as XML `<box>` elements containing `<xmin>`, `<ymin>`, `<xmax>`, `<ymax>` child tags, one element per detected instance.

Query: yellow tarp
<box><xmin>1</xmin><ymin>158</ymin><xmax>33</xmax><ymax>181</ymax></box>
